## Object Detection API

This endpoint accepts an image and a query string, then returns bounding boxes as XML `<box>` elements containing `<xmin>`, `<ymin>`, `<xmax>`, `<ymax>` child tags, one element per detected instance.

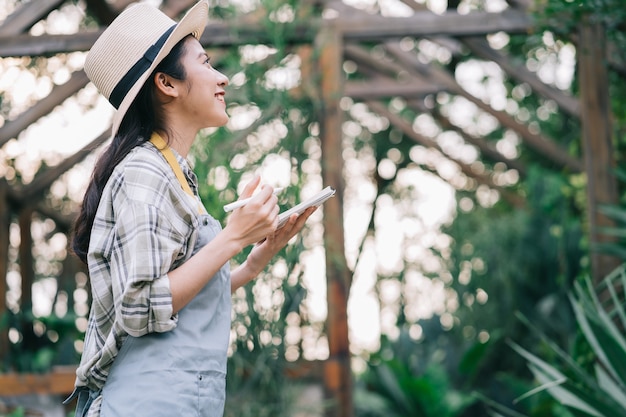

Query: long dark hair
<box><xmin>72</xmin><ymin>36</ymin><xmax>190</xmax><ymax>264</ymax></box>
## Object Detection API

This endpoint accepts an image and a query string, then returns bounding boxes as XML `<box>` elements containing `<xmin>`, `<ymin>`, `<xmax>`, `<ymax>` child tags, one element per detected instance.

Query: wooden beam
<box><xmin>35</xmin><ymin>203</ymin><xmax>76</xmax><ymax>234</ymax></box>
<box><xmin>426</xmin><ymin>104</ymin><xmax>529</xmax><ymax>176</ymax></box>
<box><xmin>0</xmin><ymin>367</ymin><xmax>76</xmax><ymax>396</ymax></box>
<box><xmin>345</xmin><ymin>67</ymin><xmax>527</xmax><ymax>176</ymax></box>
<box><xmin>381</xmin><ymin>2</ymin><xmax>578</xmax><ymax>117</ymax></box>
<box><xmin>0</xmin><ymin>0</ymin><xmax>203</xmax><ymax>58</ymax></box>
<box><xmin>0</xmin><ymin>180</ymin><xmax>10</xmax><ymax>364</ymax></box>
<box><xmin>381</xmin><ymin>41</ymin><xmax>584</xmax><ymax>172</ymax></box>
<box><xmin>0</xmin><ymin>30</ymin><xmax>102</xmax><ymax>57</ymax></box>
<box><xmin>199</xmin><ymin>20</ymin><xmax>318</xmax><ymax>47</ymax></box>
<box><xmin>505</xmin><ymin>0</ymin><xmax>532</xmax><ymax>9</ymax></box>
<box><xmin>317</xmin><ymin>26</ymin><xmax>353</xmax><ymax>417</ymax></box>
<box><xmin>0</xmin><ymin>0</ymin><xmax>64</xmax><ymax>36</ymax></box>
<box><xmin>343</xmin><ymin>43</ymin><xmax>448</xmax><ymax>90</ymax></box>
<box><xmin>0</xmin><ymin>70</ymin><xmax>90</xmax><ymax>147</ymax></box>
<box><xmin>160</xmin><ymin>0</ymin><xmax>198</xmax><ymax>17</ymax></box>
<box><xmin>339</xmin><ymin>9</ymin><xmax>531</xmax><ymax>40</ymax></box>
<box><xmin>352</xmin><ymin>68</ymin><xmax>528</xmax><ymax>176</ymax></box>
<box><xmin>342</xmin><ymin>45</ymin><xmax>404</xmax><ymax>78</ymax></box>
<box><xmin>367</xmin><ymin>100</ymin><xmax>525</xmax><ymax>208</ymax></box>
<box><xmin>84</xmin><ymin>0</ymin><xmax>136</xmax><ymax>26</ymax></box>
<box><xmin>7</xmin><ymin>129</ymin><xmax>110</xmax><ymax>206</ymax></box>
<box><xmin>345</xmin><ymin>78</ymin><xmax>442</xmax><ymax>99</ymax></box>
<box><xmin>212</xmin><ymin>104</ymin><xmax>282</xmax><ymax>156</ymax></box>
<box><xmin>19</xmin><ymin>209</ymin><xmax>34</xmax><ymax>313</ymax></box>
<box><xmin>0</xmin><ymin>359</ymin><xmax>324</xmax><ymax>397</ymax></box>
<box><xmin>292</xmin><ymin>45</ymin><xmax>317</xmax><ymax>100</ymax></box>
<box><xmin>84</xmin><ymin>0</ymin><xmax>119</xmax><ymax>25</ymax></box>
<box><xmin>461</xmin><ymin>36</ymin><xmax>580</xmax><ymax>118</ymax></box>
<box><xmin>578</xmin><ymin>17</ymin><xmax>620</xmax><ymax>283</ymax></box>
<box><xmin>0</xmin><ymin>8</ymin><xmax>533</xmax><ymax>57</ymax></box>
<box><xmin>0</xmin><ymin>22</ymin><xmax>313</xmax><ymax>57</ymax></box>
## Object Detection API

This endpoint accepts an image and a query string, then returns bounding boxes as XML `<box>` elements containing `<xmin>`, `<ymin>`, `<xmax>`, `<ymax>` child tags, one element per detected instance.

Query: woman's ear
<box><xmin>153</xmin><ymin>72</ymin><xmax>179</xmax><ymax>99</ymax></box>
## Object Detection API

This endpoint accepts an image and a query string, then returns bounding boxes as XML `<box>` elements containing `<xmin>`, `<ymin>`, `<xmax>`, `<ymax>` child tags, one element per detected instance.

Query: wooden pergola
<box><xmin>0</xmin><ymin>1</ymin><xmax>621</xmax><ymax>416</ymax></box>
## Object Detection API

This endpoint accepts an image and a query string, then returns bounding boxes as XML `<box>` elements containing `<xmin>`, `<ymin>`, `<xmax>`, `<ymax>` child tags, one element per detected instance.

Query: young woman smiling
<box><xmin>67</xmin><ymin>2</ymin><xmax>316</xmax><ymax>416</ymax></box>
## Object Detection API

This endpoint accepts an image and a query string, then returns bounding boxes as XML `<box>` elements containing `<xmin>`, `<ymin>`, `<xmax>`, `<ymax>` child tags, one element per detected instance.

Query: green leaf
<box><xmin>595</xmin><ymin>267</ymin><xmax>626</xmax><ymax>327</ymax></box>
<box><xmin>509</xmin><ymin>342</ymin><xmax>623</xmax><ymax>416</ymax></box>
<box><xmin>528</xmin><ymin>363</ymin><xmax>604</xmax><ymax>417</ymax></box>
<box><xmin>591</xmin><ymin>243</ymin><xmax>626</xmax><ymax>260</ymax></box>
<box><xmin>570</xmin><ymin>287</ymin><xmax>626</xmax><ymax>387</ymax></box>
<box><xmin>459</xmin><ymin>339</ymin><xmax>491</xmax><ymax>376</ymax></box>
<box><xmin>595</xmin><ymin>226</ymin><xmax>626</xmax><ymax>239</ymax></box>
<box><xmin>474</xmin><ymin>392</ymin><xmax>530</xmax><ymax>417</ymax></box>
<box><xmin>509</xmin><ymin>341</ymin><xmax>567</xmax><ymax>383</ymax></box>
<box><xmin>598</xmin><ymin>205</ymin><xmax>626</xmax><ymax>224</ymax></box>
<box><xmin>375</xmin><ymin>362</ymin><xmax>415</xmax><ymax>415</ymax></box>
<box><xmin>513</xmin><ymin>313</ymin><xmax>600</xmax><ymax>389</ymax></box>
<box><xmin>595</xmin><ymin>364</ymin><xmax>626</xmax><ymax>410</ymax></box>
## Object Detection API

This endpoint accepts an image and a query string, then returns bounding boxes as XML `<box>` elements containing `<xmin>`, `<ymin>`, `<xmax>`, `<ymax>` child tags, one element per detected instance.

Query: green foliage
<box><xmin>355</xmin><ymin>331</ymin><xmax>475</xmax><ymax>417</ymax></box>
<box><xmin>4</xmin><ymin>406</ymin><xmax>25</xmax><ymax>417</ymax></box>
<box><xmin>2</xmin><ymin>310</ymin><xmax>81</xmax><ymax>373</ymax></box>
<box><xmin>538</xmin><ymin>0</ymin><xmax>626</xmax><ymax>47</ymax></box>
<box><xmin>592</xmin><ymin>167</ymin><xmax>626</xmax><ymax>259</ymax></box>
<box><xmin>534</xmin><ymin>0</ymin><xmax>626</xmax><ymax>165</ymax></box>
<box><xmin>486</xmin><ymin>267</ymin><xmax>626</xmax><ymax>417</ymax></box>
<box><xmin>223</xmin><ymin>245</ymin><xmax>318</xmax><ymax>416</ymax></box>
<box><xmin>443</xmin><ymin>167</ymin><xmax>583</xmax><ymax>331</ymax></box>
<box><xmin>433</xmin><ymin>166</ymin><xmax>585</xmax><ymax>415</ymax></box>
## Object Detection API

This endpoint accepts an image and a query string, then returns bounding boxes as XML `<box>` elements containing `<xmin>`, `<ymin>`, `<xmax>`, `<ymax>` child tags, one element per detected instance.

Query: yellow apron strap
<box><xmin>149</xmin><ymin>132</ymin><xmax>204</xmax><ymax>214</ymax></box>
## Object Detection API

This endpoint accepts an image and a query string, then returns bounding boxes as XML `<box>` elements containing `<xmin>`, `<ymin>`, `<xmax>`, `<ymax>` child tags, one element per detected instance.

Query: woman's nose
<box><xmin>217</xmin><ymin>70</ymin><xmax>229</xmax><ymax>87</ymax></box>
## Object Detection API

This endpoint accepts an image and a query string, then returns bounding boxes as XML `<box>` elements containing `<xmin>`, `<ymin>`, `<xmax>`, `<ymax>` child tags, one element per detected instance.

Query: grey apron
<box><xmin>98</xmin><ymin>213</ymin><xmax>231</xmax><ymax>416</ymax></box>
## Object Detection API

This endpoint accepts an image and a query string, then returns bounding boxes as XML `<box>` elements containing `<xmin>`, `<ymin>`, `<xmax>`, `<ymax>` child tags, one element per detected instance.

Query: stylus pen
<box><xmin>223</xmin><ymin>187</ymin><xmax>284</xmax><ymax>212</ymax></box>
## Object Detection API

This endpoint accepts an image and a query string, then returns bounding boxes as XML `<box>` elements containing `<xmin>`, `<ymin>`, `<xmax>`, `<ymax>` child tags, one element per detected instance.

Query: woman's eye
<box><xmin>204</xmin><ymin>57</ymin><xmax>211</xmax><ymax>65</ymax></box>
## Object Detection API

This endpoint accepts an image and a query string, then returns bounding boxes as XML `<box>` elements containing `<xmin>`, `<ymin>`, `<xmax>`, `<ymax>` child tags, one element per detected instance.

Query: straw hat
<box><xmin>84</xmin><ymin>0</ymin><xmax>209</xmax><ymax>136</ymax></box>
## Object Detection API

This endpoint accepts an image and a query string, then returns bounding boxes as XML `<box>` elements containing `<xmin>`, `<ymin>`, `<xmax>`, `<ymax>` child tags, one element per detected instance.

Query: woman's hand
<box><xmin>252</xmin><ymin>207</ymin><xmax>317</xmax><ymax>254</ymax></box>
<box><xmin>249</xmin><ymin>205</ymin><xmax>318</xmax><ymax>265</ymax></box>
<box><xmin>171</xmin><ymin>176</ymin><xmax>284</xmax><ymax>309</ymax></box>
<box><xmin>223</xmin><ymin>175</ymin><xmax>280</xmax><ymax>248</ymax></box>
<box><xmin>229</xmin><ymin>203</ymin><xmax>318</xmax><ymax>292</ymax></box>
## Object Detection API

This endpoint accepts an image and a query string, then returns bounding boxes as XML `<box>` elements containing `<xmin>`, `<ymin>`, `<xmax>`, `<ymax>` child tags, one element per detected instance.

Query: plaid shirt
<box><xmin>75</xmin><ymin>141</ymin><xmax>205</xmax><ymax>392</ymax></box>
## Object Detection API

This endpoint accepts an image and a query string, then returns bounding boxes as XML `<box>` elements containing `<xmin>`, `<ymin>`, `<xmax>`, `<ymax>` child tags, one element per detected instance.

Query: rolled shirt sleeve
<box><xmin>111</xmin><ymin>199</ymin><xmax>183</xmax><ymax>336</ymax></box>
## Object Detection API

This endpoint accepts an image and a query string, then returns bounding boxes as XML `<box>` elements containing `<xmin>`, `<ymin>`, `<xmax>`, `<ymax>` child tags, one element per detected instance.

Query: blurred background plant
<box><xmin>480</xmin><ymin>266</ymin><xmax>626</xmax><ymax>417</ymax></box>
<box><xmin>354</xmin><ymin>330</ymin><xmax>475</xmax><ymax>417</ymax></box>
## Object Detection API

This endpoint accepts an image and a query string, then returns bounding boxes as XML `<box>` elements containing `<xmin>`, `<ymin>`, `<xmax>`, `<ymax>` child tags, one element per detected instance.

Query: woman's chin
<box><xmin>203</xmin><ymin>114</ymin><xmax>230</xmax><ymax>129</ymax></box>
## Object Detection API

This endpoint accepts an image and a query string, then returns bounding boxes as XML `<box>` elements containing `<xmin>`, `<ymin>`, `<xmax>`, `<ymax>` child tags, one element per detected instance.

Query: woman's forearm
<box><xmin>230</xmin><ymin>249</ymin><xmax>271</xmax><ymax>292</ymax></box>
<box><xmin>168</xmin><ymin>231</ymin><xmax>242</xmax><ymax>313</ymax></box>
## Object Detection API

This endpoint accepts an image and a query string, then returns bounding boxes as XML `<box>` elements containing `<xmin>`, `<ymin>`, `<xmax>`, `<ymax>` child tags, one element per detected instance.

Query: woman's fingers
<box><xmin>245</xmin><ymin>187</ymin><xmax>277</xmax><ymax>219</ymax></box>
<box><xmin>226</xmin><ymin>184</ymin><xmax>320</xmax><ymax>249</ymax></box>
<box><xmin>269</xmin><ymin>206</ymin><xmax>317</xmax><ymax>244</ymax></box>
<box><xmin>239</xmin><ymin>175</ymin><xmax>261</xmax><ymax>199</ymax></box>
<box><xmin>225</xmin><ymin>185</ymin><xmax>281</xmax><ymax>247</ymax></box>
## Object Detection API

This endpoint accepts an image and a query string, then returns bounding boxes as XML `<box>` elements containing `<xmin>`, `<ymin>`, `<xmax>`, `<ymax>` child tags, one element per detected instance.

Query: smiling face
<box><xmin>169</xmin><ymin>36</ymin><xmax>230</xmax><ymax>130</ymax></box>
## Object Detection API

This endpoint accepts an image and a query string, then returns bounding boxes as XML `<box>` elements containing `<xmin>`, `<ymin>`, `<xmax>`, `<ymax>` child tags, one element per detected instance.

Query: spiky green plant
<box><xmin>485</xmin><ymin>266</ymin><xmax>626</xmax><ymax>417</ymax></box>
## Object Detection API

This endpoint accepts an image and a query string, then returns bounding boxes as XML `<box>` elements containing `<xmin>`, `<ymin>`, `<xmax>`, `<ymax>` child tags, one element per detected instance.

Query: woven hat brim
<box><xmin>110</xmin><ymin>0</ymin><xmax>209</xmax><ymax>137</ymax></box>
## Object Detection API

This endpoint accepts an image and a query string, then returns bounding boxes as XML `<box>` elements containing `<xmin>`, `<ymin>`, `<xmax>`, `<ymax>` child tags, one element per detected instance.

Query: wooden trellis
<box><xmin>0</xmin><ymin>1</ymin><xmax>622</xmax><ymax>416</ymax></box>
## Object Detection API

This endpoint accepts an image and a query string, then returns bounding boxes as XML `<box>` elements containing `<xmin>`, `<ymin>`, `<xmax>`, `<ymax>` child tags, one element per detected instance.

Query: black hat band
<box><xmin>108</xmin><ymin>24</ymin><xmax>176</xmax><ymax>109</ymax></box>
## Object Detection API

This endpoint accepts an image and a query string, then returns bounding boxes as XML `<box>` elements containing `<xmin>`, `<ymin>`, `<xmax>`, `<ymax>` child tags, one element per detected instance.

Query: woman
<box><xmin>66</xmin><ymin>2</ymin><xmax>316</xmax><ymax>416</ymax></box>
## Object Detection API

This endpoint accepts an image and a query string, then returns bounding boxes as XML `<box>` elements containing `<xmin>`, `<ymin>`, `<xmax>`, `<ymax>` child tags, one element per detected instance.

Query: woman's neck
<box><xmin>157</xmin><ymin>128</ymin><xmax>196</xmax><ymax>158</ymax></box>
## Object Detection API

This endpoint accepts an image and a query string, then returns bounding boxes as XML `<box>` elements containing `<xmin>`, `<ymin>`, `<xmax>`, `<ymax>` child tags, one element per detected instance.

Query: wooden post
<box><xmin>578</xmin><ymin>16</ymin><xmax>620</xmax><ymax>284</ymax></box>
<box><xmin>0</xmin><ymin>180</ymin><xmax>10</xmax><ymax>363</ymax></box>
<box><xmin>19</xmin><ymin>208</ymin><xmax>34</xmax><ymax>313</ymax></box>
<box><xmin>317</xmin><ymin>26</ymin><xmax>353</xmax><ymax>417</ymax></box>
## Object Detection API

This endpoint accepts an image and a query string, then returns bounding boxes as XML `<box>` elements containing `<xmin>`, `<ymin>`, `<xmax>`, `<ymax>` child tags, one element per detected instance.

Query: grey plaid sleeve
<box><xmin>110</xmin><ymin>197</ymin><xmax>185</xmax><ymax>336</ymax></box>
